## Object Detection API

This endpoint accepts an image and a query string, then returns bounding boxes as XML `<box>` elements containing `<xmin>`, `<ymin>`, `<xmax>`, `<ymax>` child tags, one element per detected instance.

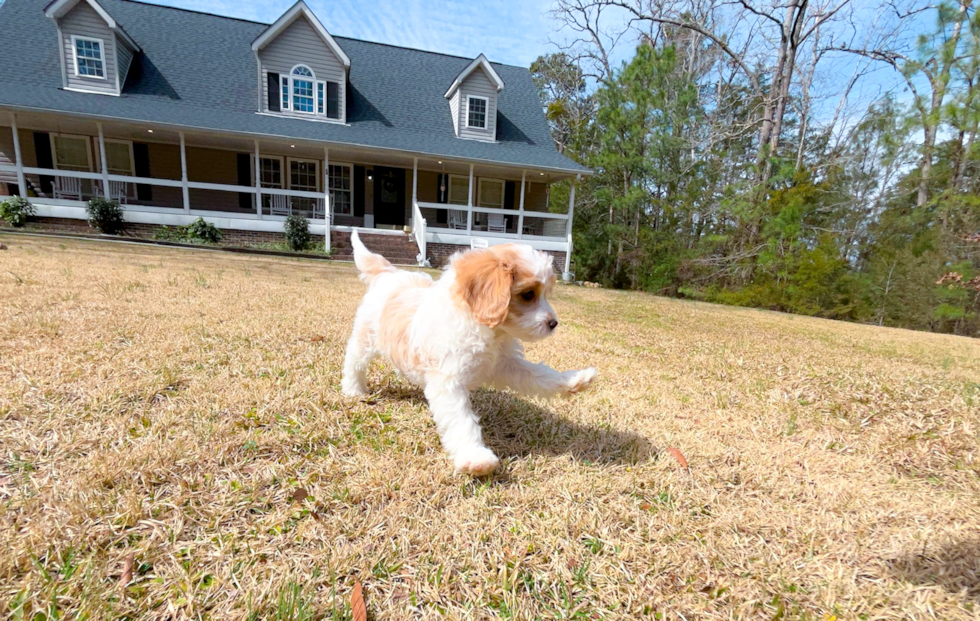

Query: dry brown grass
<box><xmin>2</xmin><ymin>235</ymin><xmax>979</xmax><ymax>620</ymax></box>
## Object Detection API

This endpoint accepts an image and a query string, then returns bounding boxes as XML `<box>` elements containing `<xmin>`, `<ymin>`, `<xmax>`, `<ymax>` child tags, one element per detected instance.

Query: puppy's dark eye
<box><xmin>520</xmin><ymin>290</ymin><xmax>536</xmax><ymax>302</ymax></box>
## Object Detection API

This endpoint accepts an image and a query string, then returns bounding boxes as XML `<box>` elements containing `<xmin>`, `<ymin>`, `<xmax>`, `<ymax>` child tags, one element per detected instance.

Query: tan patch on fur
<box><xmin>452</xmin><ymin>245</ymin><xmax>530</xmax><ymax>328</ymax></box>
<box><xmin>378</xmin><ymin>281</ymin><xmax>430</xmax><ymax>370</ymax></box>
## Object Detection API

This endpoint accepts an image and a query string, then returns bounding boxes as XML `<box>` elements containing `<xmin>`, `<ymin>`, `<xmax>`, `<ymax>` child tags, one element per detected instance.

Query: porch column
<box><xmin>97</xmin><ymin>123</ymin><xmax>109</xmax><ymax>198</ymax></box>
<box><xmin>564</xmin><ymin>174</ymin><xmax>579</xmax><ymax>278</ymax></box>
<box><xmin>253</xmin><ymin>140</ymin><xmax>262</xmax><ymax>219</ymax></box>
<box><xmin>412</xmin><ymin>157</ymin><xmax>418</xmax><ymax>208</ymax></box>
<box><xmin>323</xmin><ymin>147</ymin><xmax>330</xmax><ymax>252</ymax></box>
<box><xmin>517</xmin><ymin>170</ymin><xmax>526</xmax><ymax>239</ymax></box>
<box><xmin>466</xmin><ymin>163</ymin><xmax>474</xmax><ymax>232</ymax></box>
<box><xmin>179</xmin><ymin>132</ymin><xmax>190</xmax><ymax>213</ymax></box>
<box><xmin>8</xmin><ymin>113</ymin><xmax>26</xmax><ymax>198</ymax></box>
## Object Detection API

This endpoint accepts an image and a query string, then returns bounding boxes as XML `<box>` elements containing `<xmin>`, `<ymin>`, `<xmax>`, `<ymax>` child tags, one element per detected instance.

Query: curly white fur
<box><xmin>342</xmin><ymin>230</ymin><xmax>597</xmax><ymax>476</ymax></box>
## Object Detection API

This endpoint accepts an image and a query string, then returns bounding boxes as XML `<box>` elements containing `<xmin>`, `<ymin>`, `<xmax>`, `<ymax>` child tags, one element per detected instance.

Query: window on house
<box><xmin>281</xmin><ymin>77</ymin><xmax>289</xmax><ymax>111</ymax></box>
<box><xmin>328</xmin><ymin>164</ymin><xmax>352</xmax><ymax>215</ymax></box>
<box><xmin>467</xmin><ymin>96</ymin><xmax>487</xmax><ymax>129</ymax></box>
<box><xmin>73</xmin><ymin>37</ymin><xmax>105</xmax><ymax>78</ymax></box>
<box><xmin>289</xmin><ymin>159</ymin><xmax>318</xmax><ymax>192</ymax></box>
<box><xmin>448</xmin><ymin>175</ymin><xmax>469</xmax><ymax>205</ymax></box>
<box><xmin>259</xmin><ymin>157</ymin><xmax>283</xmax><ymax>188</ymax></box>
<box><xmin>104</xmin><ymin>141</ymin><xmax>134</xmax><ymax>175</ymax></box>
<box><xmin>291</xmin><ymin>66</ymin><xmax>315</xmax><ymax>113</ymax></box>
<box><xmin>317</xmin><ymin>82</ymin><xmax>325</xmax><ymax>115</ymax></box>
<box><xmin>51</xmin><ymin>135</ymin><xmax>92</xmax><ymax>171</ymax></box>
<box><xmin>478</xmin><ymin>178</ymin><xmax>504</xmax><ymax>208</ymax></box>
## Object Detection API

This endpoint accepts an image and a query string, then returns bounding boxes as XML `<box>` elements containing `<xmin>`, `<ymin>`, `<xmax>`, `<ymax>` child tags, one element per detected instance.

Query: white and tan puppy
<box><xmin>342</xmin><ymin>231</ymin><xmax>597</xmax><ymax>475</ymax></box>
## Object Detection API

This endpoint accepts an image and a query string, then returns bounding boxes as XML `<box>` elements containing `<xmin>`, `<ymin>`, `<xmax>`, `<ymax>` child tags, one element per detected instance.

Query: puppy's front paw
<box><xmin>454</xmin><ymin>446</ymin><xmax>500</xmax><ymax>477</ymax></box>
<box><xmin>341</xmin><ymin>380</ymin><xmax>368</xmax><ymax>398</ymax></box>
<box><xmin>565</xmin><ymin>367</ymin><xmax>598</xmax><ymax>395</ymax></box>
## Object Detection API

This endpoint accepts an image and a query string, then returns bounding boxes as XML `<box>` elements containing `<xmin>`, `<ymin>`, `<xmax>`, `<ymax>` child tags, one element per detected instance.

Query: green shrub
<box><xmin>0</xmin><ymin>196</ymin><xmax>35</xmax><ymax>227</ymax></box>
<box><xmin>85</xmin><ymin>197</ymin><xmax>125</xmax><ymax>234</ymax></box>
<box><xmin>153</xmin><ymin>225</ymin><xmax>191</xmax><ymax>242</ymax></box>
<box><xmin>284</xmin><ymin>214</ymin><xmax>311</xmax><ymax>251</ymax></box>
<box><xmin>187</xmin><ymin>217</ymin><xmax>222</xmax><ymax>244</ymax></box>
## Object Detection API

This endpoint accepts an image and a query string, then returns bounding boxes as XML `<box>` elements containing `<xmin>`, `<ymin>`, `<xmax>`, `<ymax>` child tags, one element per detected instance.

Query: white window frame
<box><xmin>101</xmin><ymin>139</ymin><xmax>136</xmax><ymax>175</ymax></box>
<box><xmin>71</xmin><ymin>35</ymin><xmax>106</xmax><ymax>80</ymax></box>
<box><xmin>327</xmin><ymin>162</ymin><xmax>354</xmax><ymax>216</ymax></box>
<box><xmin>448</xmin><ymin>174</ymin><xmax>470</xmax><ymax>205</ymax></box>
<box><xmin>49</xmin><ymin>133</ymin><xmax>94</xmax><ymax>171</ymax></box>
<box><xmin>465</xmin><ymin>95</ymin><xmax>489</xmax><ymax>129</ymax></box>
<box><xmin>287</xmin><ymin>157</ymin><xmax>321</xmax><ymax>192</ymax></box>
<box><xmin>253</xmin><ymin>155</ymin><xmax>285</xmax><ymax>189</ymax></box>
<box><xmin>477</xmin><ymin>177</ymin><xmax>505</xmax><ymax>208</ymax></box>
<box><xmin>317</xmin><ymin>81</ymin><xmax>325</xmax><ymax>115</ymax></box>
<box><xmin>285</xmin><ymin>65</ymin><xmax>318</xmax><ymax>116</ymax></box>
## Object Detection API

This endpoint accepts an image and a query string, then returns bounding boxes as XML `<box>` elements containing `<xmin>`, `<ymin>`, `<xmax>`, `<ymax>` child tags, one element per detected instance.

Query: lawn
<box><xmin>1</xmin><ymin>235</ymin><xmax>979</xmax><ymax>620</ymax></box>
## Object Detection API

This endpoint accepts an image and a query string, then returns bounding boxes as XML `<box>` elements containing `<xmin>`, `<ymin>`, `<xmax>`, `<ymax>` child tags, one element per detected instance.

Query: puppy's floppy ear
<box><xmin>453</xmin><ymin>248</ymin><xmax>515</xmax><ymax>327</ymax></box>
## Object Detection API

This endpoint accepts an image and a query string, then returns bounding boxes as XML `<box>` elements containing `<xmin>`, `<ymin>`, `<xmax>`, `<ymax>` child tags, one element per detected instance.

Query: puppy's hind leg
<box><xmin>341</xmin><ymin>320</ymin><xmax>376</xmax><ymax>397</ymax></box>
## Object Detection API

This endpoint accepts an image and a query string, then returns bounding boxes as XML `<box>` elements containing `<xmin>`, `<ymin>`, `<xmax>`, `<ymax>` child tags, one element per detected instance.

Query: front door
<box><xmin>373</xmin><ymin>166</ymin><xmax>405</xmax><ymax>227</ymax></box>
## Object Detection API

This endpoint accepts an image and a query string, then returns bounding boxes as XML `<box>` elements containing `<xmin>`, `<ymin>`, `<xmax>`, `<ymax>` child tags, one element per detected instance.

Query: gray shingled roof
<box><xmin>0</xmin><ymin>0</ymin><xmax>589</xmax><ymax>174</ymax></box>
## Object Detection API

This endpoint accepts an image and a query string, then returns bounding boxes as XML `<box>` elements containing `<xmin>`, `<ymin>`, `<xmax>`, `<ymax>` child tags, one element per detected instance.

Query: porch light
<box><xmin>290</xmin><ymin>144</ymin><xmax>295</xmax><ymax>148</ymax></box>
<box><xmin>437</xmin><ymin>161</ymin><xmax>442</xmax><ymax>164</ymax></box>
<box><xmin>147</xmin><ymin>129</ymin><xmax>153</xmax><ymax>133</ymax></box>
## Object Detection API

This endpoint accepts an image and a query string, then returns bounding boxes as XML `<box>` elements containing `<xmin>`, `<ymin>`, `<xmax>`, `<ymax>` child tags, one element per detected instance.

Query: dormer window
<box><xmin>466</xmin><ymin>96</ymin><xmax>488</xmax><ymax>129</ymax></box>
<box><xmin>253</xmin><ymin>1</ymin><xmax>350</xmax><ymax>123</ymax></box>
<box><xmin>73</xmin><ymin>36</ymin><xmax>106</xmax><ymax>78</ymax></box>
<box><xmin>288</xmin><ymin>65</ymin><xmax>317</xmax><ymax>113</ymax></box>
<box><xmin>445</xmin><ymin>54</ymin><xmax>504</xmax><ymax>141</ymax></box>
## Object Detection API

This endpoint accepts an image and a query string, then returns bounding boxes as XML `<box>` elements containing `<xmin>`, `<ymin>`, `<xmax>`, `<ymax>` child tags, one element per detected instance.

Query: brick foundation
<box><xmin>426</xmin><ymin>242</ymin><xmax>567</xmax><ymax>272</ymax></box>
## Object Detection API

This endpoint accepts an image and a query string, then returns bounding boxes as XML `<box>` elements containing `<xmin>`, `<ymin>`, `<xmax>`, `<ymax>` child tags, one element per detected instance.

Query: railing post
<box><xmin>323</xmin><ymin>146</ymin><xmax>330</xmax><ymax>252</ymax></box>
<box><xmin>179</xmin><ymin>132</ymin><xmax>190</xmax><ymax>213</ymax></box>
<box><xmin>564</xmin><ymin>174</ymin><xmax>578</xmax><ymax>279</ymax></box>
<box><xmin>518</xmin><ymin>169</ymin><xmax>526</xmax><ymax>238</ymax></box>
<box><xmin>97</xmin><ymin>123</ymin><xmax>109</xmax><ymax>199</ymax></box>
<box><xmin>8</xmin><ymin>113</ymin><xmax>26</xmax><ymax>198</ymax></box>
<box><xmin>254</xmin><ymin>140</ymin><xmax>262</xmax><ymax>219</ymax></box>
<box><xmin>466</xmin><ymin>163</ymin><xmax>474</xmax><ymax>233</ymax></box>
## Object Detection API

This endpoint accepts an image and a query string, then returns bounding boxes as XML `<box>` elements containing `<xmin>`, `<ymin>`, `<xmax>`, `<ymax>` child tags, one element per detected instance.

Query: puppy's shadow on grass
<box><xmin>374</xmin><ymin>385</ymin><xmax>653</xmax><ymax>466</ymax></box>
<box><xmin>888</xmin><ymin>538</ymin><xmax>980</xmax><ymax>601</ymax></box>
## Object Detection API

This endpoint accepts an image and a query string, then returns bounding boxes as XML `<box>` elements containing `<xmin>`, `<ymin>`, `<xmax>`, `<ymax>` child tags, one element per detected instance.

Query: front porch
<box><xmin>0</xmin><ymin>111</ymin><xmax>577</xmax><ymax>272</ymax></box>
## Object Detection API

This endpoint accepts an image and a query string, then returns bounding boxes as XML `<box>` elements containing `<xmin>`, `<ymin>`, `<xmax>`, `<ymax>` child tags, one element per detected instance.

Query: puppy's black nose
<box><xmin>547</xmin><ymin>318</ymin><xmax>558</xmax><ymax>330</ymax></box>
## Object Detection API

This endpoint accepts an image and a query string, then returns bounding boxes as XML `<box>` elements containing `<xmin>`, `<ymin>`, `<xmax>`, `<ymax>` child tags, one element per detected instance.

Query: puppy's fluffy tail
<box><xmin>351</xmin><ymin>230</ymin><xmax>396</xmax><ymax>285</ymax></box>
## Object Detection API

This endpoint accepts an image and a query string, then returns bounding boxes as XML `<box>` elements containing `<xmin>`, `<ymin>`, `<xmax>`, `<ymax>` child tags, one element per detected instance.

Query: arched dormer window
<box><xmin>284</xmin><ymin>65</ymin><xmax>316</xmax><ymax>114</ymax></box>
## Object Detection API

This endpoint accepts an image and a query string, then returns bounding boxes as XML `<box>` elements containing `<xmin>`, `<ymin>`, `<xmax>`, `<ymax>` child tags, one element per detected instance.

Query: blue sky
<box><xmin>143</xmin><ymin>0</ymin><xmax>926</xmax><ymax>128</ymax></box>
<box><xmin>151</xmin><ymin>0</ymin><xmax>559</xmax><ymax>67</ymax></box>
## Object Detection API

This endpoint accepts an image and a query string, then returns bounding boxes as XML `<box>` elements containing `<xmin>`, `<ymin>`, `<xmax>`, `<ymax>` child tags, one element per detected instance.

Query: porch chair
<box><xmin>313</xmin><ymin>198</ymin><xmax>330</xmax><ymax>222</ymax></box>
<box><xmin>53</xmin><ymin>176</ymin><xmax>83</xmax><ymax>200</ymax></box>
<box><xmin>270</xmin><ymin>194</ymin><xmax>291</xmax><ymax>216</ymax></box>
<box><xmin>487</xmin><ymin>213</ymin><xmax>506</xmax><ymax>233</ymax></box>
<box><xmin>108</xmin><ymin>180</ymin><xmax>130</xmax><ymax>204</ymax></box>
<box><xmin>448</xmin><ymin>209</ymin><xmax>467</xmax><ymax>230</ymax></box>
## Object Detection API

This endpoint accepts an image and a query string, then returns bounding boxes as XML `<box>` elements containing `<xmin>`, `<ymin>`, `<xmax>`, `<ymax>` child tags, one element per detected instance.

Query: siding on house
<box><xmin>259</xmin><ymin>16</ymin><xmax>346</xmax><ymax>121</ymax></box>
<box><xmin>456</xmin><ymin>68</ymin><xmax>496</xmax><ymax>142</ymax></box>
<box><xmin>116</xmin><ymin>37</ymin><xmax>135</xmax><ymax>89</ymax></box>
<box><xmin>449</xmin><ymin>91</ymin><xmax>459</xmax><ymax>135</ymax></box>
<box><xmin>60</xmin><ymin>2</ymin><xmax>118</xmax><ymax>95</ymax></box>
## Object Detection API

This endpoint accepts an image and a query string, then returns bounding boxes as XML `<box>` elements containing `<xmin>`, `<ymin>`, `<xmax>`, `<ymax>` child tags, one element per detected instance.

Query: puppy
<box><xmin>341</xmin><ymin>231</ymin><xmax>597</xmax><ymax>475</ymax></box>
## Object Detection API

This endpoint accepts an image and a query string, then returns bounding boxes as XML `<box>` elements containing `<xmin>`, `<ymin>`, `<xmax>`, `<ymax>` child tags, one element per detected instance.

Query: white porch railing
<box><xmin>0</xmin><ymin>163</ymin><xmax>331</xmax><ymax>236</ymax></box>
<box><xmin>411</xmin><ymin>200</ymin><xmax>429</xmax><ymax>267</ymax></box>
<box><xmin>415</xmin><ymin>200</ymin><xmax>569</xmax><ymax>240</ymax></box>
